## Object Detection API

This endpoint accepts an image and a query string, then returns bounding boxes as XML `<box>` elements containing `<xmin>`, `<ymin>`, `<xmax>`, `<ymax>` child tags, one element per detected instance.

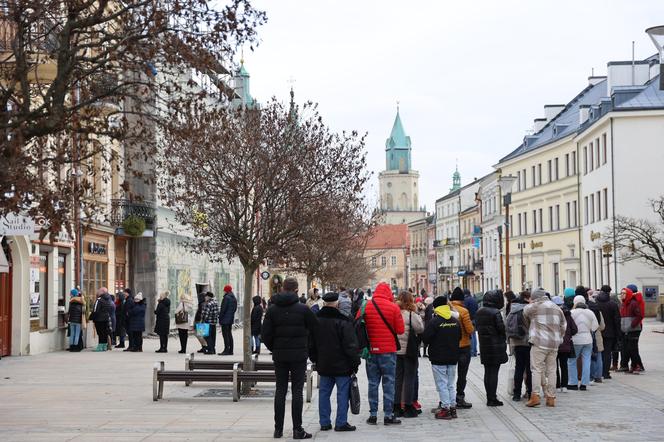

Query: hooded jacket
<box><xmin>154</xmin><ymin>297</ymin><xmax>171</xmax><ymax>336</ymax></box>
<box><xmin>596</xmin><ymin>290</ymin><xmax>621</xmax><ymax>339</ymax></box>
<box><xmin>250</xmin><ymin>296</ymin><xmax>264</xmax><ymax>336</ymax></box>
<box><xmin>356</xmin><ymin>283</ymin><xmax>405</xmax><ymax>354</ymax></box>
<box><xmin>219</xmin><ymin>291</ymin><xmax>238</xmax><ymax>325</ymax></box>
<box><xmin>450</xmin><ymin>300</ymin><xmax>475</xmax><ymax>348</ymax></box>
<box><xmin>475</xmin><ymin>290</ymin><xmax>508</xmax><ymax>365</ymax></box>
<box><xmin>92</xmin><ymin>293</ymin><xmax>113</xmax><ymax>324</ymax></box>
<box><xmin>338</xmin><ymin>291</ymin><xmax>353</xmax><ymax>318</ymax></box>
<box><xmin>571</xmin><ymin>301</ymin><xmax>599</xmax><ymax>346</ymax></box>
<box><xmin>620</xmin><ymin>288</ymin><xmax>644</xmax><ymax>329</ymax></box>
<box><xmin>310</xmin><ymin>306</ymin><xmax>360</xmax><ymax>376</ymax></box>
<box><xmin>422</xmin><ymin>305</ymin><xmax>461</xmax><ymax>366</ymax></box>
<box><xmin>127</xmin><ymin>300</ymin><xmax>146</xmax><ymax>332</ymax></box>
<box><xmin>522</xmin><ymin>296</ymin><xmax>567</xmax><ymax>351</ymax></box>
<box><xmin>261</xmin><ymin>291</ymin><xmax>319</xmax><ymax>362</ymax></box>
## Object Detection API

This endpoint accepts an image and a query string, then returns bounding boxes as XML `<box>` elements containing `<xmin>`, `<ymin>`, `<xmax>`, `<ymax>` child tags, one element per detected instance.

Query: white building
<box><xmin>478</xmin><ymin>172</ymin><xmax>502</xmax><ymax>291</ymax></box>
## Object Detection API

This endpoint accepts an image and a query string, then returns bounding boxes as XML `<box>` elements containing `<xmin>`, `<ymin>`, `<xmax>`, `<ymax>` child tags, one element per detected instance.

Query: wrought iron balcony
<box><xmin>437</xmin><ymin>266</ymin><xmax>453</xmax><ymax>275</ymax></box>
<box><xmin>110</xmin><ymin>199</ymin><xmax>156</xmax><ymax>229</ymax></box>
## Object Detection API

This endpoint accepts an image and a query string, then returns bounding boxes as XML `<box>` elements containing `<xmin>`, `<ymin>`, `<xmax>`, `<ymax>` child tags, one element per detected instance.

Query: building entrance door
<box><xmin>0</xmin><ymin>239</ymin><xmax>12</xmax><ymax>356</ymax></box>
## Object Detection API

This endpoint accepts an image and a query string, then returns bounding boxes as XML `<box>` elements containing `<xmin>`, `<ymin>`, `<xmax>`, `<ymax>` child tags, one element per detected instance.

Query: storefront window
<box><xmin>58</xmin><ymin>254</ymin><xmax>66</xmax><ymax>327</ymax></box>
<box><xmin>83</xmin><ymin>260</ymin><xmax>107</xmax><ymax>316</ymax></box>
<box><xmin>33</xmin><ymin>253</ymin><xmax>49</xmax><ymax>331</ymax></box>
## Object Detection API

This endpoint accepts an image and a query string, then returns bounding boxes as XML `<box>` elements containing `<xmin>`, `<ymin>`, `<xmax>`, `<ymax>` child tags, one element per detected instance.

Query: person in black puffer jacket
<box><xmin>92</xmin><ymin>288</ymin><xmax>113</xmax><ymax>352</ymax></box>
<box><xmin>596</xmin><ymin>285</ymin><xmax>621</xmax><ymax>378</ymax></box>
<box><xmin>261</xmin><ymin>277</ymin><xmax>319</xmax><ymax>440</ymax></box>
<box><xmin>154</xmin><ymin>291</ymin><xmax>171</xmax><ymax>353</ymax></box>
<box><xmin>67</xmin><ymin>289</ymin><xmax>85</xmax><ymax>352</ymax></box>
<box><xmin>475</xmin><ymin>289</ymin><xmax>508</xmax><ymax>406</ymax></box>
<box><xmin>250</xmin><ymin>295</ymin><xmax>264</xmax><ymax>355</ymax></box>
<box><xmin>127</xmin><ymin>293</ymin><xmax>146</xmax><ymax>352</ymax></box>
<box><xmin>552</xmin><ymin>296</ymin><xmax>577</xmax><ymax>392</ymax></box>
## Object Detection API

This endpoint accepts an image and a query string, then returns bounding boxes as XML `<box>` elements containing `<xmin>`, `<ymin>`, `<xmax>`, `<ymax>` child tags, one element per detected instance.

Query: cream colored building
<box><xmin>365</xmin><ymin>225</ymin><xmax>409</xmax><ymax>293</ymax></box>
<box><xmin>407</xmin><ymin>216</ymin><xmax>432</xmax><ymax>293</ymax></box>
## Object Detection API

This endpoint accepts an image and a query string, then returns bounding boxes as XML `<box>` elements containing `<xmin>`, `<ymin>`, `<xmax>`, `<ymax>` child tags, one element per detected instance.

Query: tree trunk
<box><xmin>242</xmin><ymin>265</ymin><xmax>257</xmax><ymax>393</ymax></box>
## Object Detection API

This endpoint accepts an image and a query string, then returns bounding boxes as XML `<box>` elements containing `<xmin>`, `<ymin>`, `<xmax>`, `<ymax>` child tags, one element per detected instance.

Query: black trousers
<box><xmin>483</xmin><ymin>364</ymin><xmax>500</xmax><ymax>402</ymax></box>
<box><xmin>274</xmin><ymin>360</ymin><xmax>307</xmax><ymax>432</ymax></box>
<box><xmin>221</xmin><ymin>324</ymin><xmax>234</xmax><ymax>353</ymax></box>
<box><xmin>94</xmin><ymin>322</ymin><xmax>109</xmax><ymax>346</ymax></box>
<box><xmin>556</xmin><ymin>352</ymin><xmax>570</xmax><ymax>388</ymax></box>
<box><xmin>158</xmin><ymin>333</ymin><xmax>168</xmax><ymax>350</ymax></box>
<box><xmin>395</xmin><ymin>355</ymin><xmax>418</xmax><ymax>406</ymax></box>
<box><xmin>456</xmin><ymin>346</ymin><xmax>471</xmax><ymax>400</ymax></box>
<box><xmin>205</xmin><ymin>324</ymin><xmax>216</xmax><ymax>353</ymax></box>
<box><xmin>602</xmin><ymin>337</ymin><xmax>616</xmax><ymax>377</ymax></box>
<box><xmin>624</xmin><ymin>331</ymin><xmax>644</xmax><ymax>369</ymax></box>
<box><xmin>513</xmin><ymin>346</ymin><xmax>532</xmax><ymax>396</ymax></box>
<box><xmin>178</xmin><ymin>328</ymin><xmax>188</xmax><ymax>352</ymax></box>
<box><xmin>131</xmin><ymin>331</ymin><xmax>143</xmax><ymax>351</ymax></box>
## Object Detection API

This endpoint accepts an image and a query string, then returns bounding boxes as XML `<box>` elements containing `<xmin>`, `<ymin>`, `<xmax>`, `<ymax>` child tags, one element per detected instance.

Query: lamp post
<box><xmin>646</xmin><ymin>26</ymin><xmax>664</xmax><ymax>91</ymax></box>
<box><xmin>498</xmin><ymin>175</ymin><xmax>517</xmax><ymax>291</ymax></box>
<box><xmin>602</xmin><ymin>243</ymin><xmax>613</xmax><ymax>286</ymax></box>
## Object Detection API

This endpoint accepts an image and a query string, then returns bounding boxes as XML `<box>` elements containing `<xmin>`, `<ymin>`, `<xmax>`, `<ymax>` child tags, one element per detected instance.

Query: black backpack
<box><xmin>354</xmin><ymin>301</ymin><xmax>371</xmax><ymax>359</ymax></box>
<box><xmin>506</xmin><ymin>308</ymin><xmax>526</xmax><ymax>339</ymax></box>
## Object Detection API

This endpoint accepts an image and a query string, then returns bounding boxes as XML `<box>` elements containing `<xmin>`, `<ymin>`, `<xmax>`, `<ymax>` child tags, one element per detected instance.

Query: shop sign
<box><xmin>530</xmin><ymin>240</ymin><xmax>543</xmax><ymax>249</ymax></box>
<box><xmin>88</xmin><ymin>242</ymin><xmax>107</xmax><ymax>255</ymax></box>
<box><xmin>0</xmin><ymin>213</ymin><xmax>35</xmax><ymax>236</ymax></box>
<box><xmin>590</xmin><ymin>231</ymin><xmax>601</xmax><ymax>241</ymax></box>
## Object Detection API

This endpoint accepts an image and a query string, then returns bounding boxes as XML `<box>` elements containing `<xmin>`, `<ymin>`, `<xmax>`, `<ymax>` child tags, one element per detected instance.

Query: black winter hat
<box><xmin>433</xmin><ymin>295</ymin><xmax>448</xmax><ymax>308</ymax></box>
<box><xmin>322</xmin><ymin>292</ymin><xmax>339</xmax><ymax>302</ymax></box>
<box><xmin>575</xmin><ymin>285</ymin><xmax>587</xmax><ymax>298</ymax></box>
<box><xmin>451</xmin><ymin>287</ymin><xmax>464</xmax><ymax>301</ymax></box>
<box><xmin>600</xmin><ymin>285</ymin><xmax>612</xmax><ymax>294</ymax></box>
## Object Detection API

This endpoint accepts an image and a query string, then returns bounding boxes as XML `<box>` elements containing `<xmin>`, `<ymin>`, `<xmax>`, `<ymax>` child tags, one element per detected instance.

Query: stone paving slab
<box><xmin>1</xmin><ymin>321</ymin><xmax>664</xmax><ymax>441</ymax></box>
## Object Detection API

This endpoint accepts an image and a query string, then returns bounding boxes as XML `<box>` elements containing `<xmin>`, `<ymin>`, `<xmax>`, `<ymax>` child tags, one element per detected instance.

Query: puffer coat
<box><xmin>475</xmin><ymin>290</ymin><xmax>508</xmax><ymax>365</ymax></box>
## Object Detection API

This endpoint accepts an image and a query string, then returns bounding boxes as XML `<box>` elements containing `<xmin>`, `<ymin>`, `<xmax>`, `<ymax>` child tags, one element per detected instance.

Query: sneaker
<box><xmin>435</xmin><ymin>407</ymin><xmax>453</xmax><ymax>420</ymax></box>
<box><xmin>334</xmin><ymin>423</ymin><xmax>356</xmax><ymax>432</ymax></box>
<box><xmin>580</xmin><ymin>385</ymin><xmax>587</xmax><ymax>391</ymax></box>
<box><xmin>412</xmin><ymin>400</ymin><xmax>422</xmax><ymax>413</ymax></box>
<box><xmin>487</xmin><ymin>399</ymin><xmax>504</xmax><ymax>407</ymax></box>
<box><xmin>292</xmin><ymin>428</ymin><xmax>312</xmax><ymax>439</ymax></box>
<box><xmin>560</xmin><ymin>387</ymin><xmax>568</xmax><ymax>393</ymax></box>
<box><xmin>604</xmin><ymin>374</ymin><xmax>612</xmax><ymax>380</ymax></box>
<box><xmin>366</xmin><ymin>416</ymin><xmax>377</xmax><ymax>425</ymax></box>
<box><xmin>383</xmin><ymin>416</ymin><xmax>401</xmax><ymax>425</ymax></box>
<box><xmin>567</xmin><ymin>385</ymin><xmax>578</xmax><ymax>391</ymax></box>
<box><xmin>431</xmin><ymin>402</ymin><xmax>443</xmax><ymax>414</ymax></box>
<box><xmin>449</xmin><ymin>407</ymin><xmax>458</xmax><ymax>419</ymax></box>
<box><xmin>589</xmin><ymin>380</ymin><xmax>596</xmax><ymax>385</ymax></box>
<box><xmin>512</xmin><ymin>395</ymin><xmax>521</xmax><ymax>402</ymax></box>
<box><xmin>320</xmin><ymin>424</ymin><xmax>332</xmax><ymax>431</ymax></box>
<box><xmin>403</xmin><ymin>405</ymin><xmax>419</xmax><ymax>418</ymax></box>
<box><xmin>617</xmin><ymin>366</ymin><xmax>628</xmax><ymax>372</ymax></box>
<box><xmin>273</xmin><ymin>429</ymin><xmax>283</xmax><ymax>439</ymax></box>
<box><xmin>456</xmin><ymin>398</ymin><xmax>473</xmax><ymax>409</ymax></box>
<box><xmin>594</xmin><ymin>378</ymin><xmax>603</xmax><ymax>383</ymax></box>
<box><xmin>632</xmin><ymin>366</ymin><xmax>643</xmax><ymax>374</ymax></box>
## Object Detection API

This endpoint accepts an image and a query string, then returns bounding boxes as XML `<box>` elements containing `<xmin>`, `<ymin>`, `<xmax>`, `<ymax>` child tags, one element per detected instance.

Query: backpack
<box><xmin>506</xmin><ymin>308</ymin><xmax>526</xmax><ymax>339</ymax></box>
<box><xmin>354</xmin><ymin>301</ymin><xmax>371</xmax><ymax>360</ymax></box>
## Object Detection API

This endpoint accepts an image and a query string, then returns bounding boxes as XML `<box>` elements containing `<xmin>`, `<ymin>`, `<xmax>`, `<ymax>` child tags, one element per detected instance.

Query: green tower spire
<box><xmin>451</xmin><ymin>163</ymin><xmax>461</xmax><ymax>192</ymax></box>
<box><xmin>385</xmin><ymin>104</ymin><xmax>412</xmax><ymax>173</ymax></box>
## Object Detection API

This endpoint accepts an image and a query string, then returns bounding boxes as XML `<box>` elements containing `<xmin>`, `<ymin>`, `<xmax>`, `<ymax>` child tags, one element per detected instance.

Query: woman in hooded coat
<box><xmin>475</xmin><ymin>290</ymin><xmax>508</xmax><ymax>406</ymax></box>
<box><xmin>154</xmin><ymin>291</ymin><xmax>171</xmax><ymax>353</ymax></box>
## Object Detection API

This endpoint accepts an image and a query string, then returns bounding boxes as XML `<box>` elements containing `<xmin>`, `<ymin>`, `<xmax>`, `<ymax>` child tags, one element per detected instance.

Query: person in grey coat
<box><xmin>337</xmin><ymin>287</ymin><xmax>352</xmax><ymax>318</ymax></box>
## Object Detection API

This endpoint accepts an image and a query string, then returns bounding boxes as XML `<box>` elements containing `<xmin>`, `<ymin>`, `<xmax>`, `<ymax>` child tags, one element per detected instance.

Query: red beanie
<box><xmin>223</xmin><ymin>285</ymin><xmax>233</xmax><ymax>293</ymax></box>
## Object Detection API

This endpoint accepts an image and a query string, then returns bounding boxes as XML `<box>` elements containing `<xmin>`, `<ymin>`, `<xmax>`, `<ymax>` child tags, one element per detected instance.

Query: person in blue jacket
<box><xmin>127</xmin><ymin>293</ymin><xmax>146</xmax><ymax>352</ymax></box>
<box><xmin>218</xmin><ymin>285</ymin><xmax>238</xmax><ymax>355</ymax></box>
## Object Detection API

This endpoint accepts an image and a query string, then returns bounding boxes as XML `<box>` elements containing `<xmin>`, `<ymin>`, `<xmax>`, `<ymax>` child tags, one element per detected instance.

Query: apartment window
<box><xmin>572</xmin><ymin>151</ymin><xmax>577</xmax><ymax>175</ymax></box>
<box><xmin>517</xmin><ymin>170</ymin><xmax>521</xmax><ymax>191</ymax></box>
<box><xmin>566</xmin><ymin>202</ymin><xmax>571</xmax><ymax>228</ymax></box>
<box><xmin>565</xmin><ymin>153</ymin><xmax>570</xmax><ymax>176</ymax></box>
<box><xmin>518</xmin><ymin>213</ymin><xmax>522</xmax><ymax>236</ymax></box>
<box><xmin>555</xmin><ymin>204</ymin><xmax>560</xmax><ymax>230</ymax></box>
<box><xmin>537</xmin><ymin>164</ymin><xmax>542</xmax><ymax>185</ymax></box>
<box><xmin>536</xmin><ymin>263</ymin><xmax>542</xmax><ymax>288</ymax></box>
<box><xmin>592</xmin><ymin>250</ymin><xmax>598</xmax><ymax>289</ymax></box>
<box><xmin>524</xmin><ymin>213</ymin><xmax>528</xmax><ymax>235</ymax></box>
<box><xmin>589</xmin><ymin>142</ymin><xmax>594</xmax><ymax>172</ymax></box>
<box><xmin>596</xmin><ymin>191</ymin><xmax>601</xmax><ymax>221</ymax></box>
<box><xmin>586</xmin><ymin>251</ymin><xmax>591</xmax><ymax>286</ymax></box>
<box><xmin>538</xmin><ymin>209</ymin><xmax>543</xmax><ymax>233</ymax></box>
<box><xmin>548</xmin><ymin>206</ymin><xmax>553</xmax><ymax>232</ymax></box>
<box><xmin>531</xmin><ymin>166</ymin><xmax>536</xmax><ymax>187</ymax></box>
<box><xmin>584</xmin><ymin>196</ymin><xmax>589</xmax><ymax>225</ymax></box>
<box><xmin>381</xmin><ymin>256</ymin><xmax>387</xmax><ymax>267</ymax></box>
<box><xmin>533</xmin><ymin>210</ymin><xmax>537</xmax><ymax>233</ymax></box>
<box><xmin>603</xmin><ymin>188</ymin><xmax>608</xmax><ymax>220</ymax></box>
<box><xmin>583</xmin><ymin>146</ymin><xmax>588</xmax><ymax>174</ymax></box>
<box><xmin>391</xmin><ymin>255</ymin><xmax>397</xmax><ymax>266</ymax></box>
<box><xmin>554</xmin><ymin>157</ymin><xmax>559</xmax><ymax>180</ymax></box>
<box><xmin>547</xmin><ymin>160</ymin><xmax>552</xmax><ymax>182</ymax></box>
<box><xmin>602</xmin><ymin>133</ymin><xmax>608</xmax><ymax>165</ymax></box>
<box><xmin>595</xmin><ymin>138</ymin><xmax>600</xmax><ymax>169</ymax></box>
<box><xmin>573</xmin><ymin>200</ymin><xmax>578</xmax><ymax>227</ymax></box>
<box><xmin>371</xmin><ymin>257</ymin><xmax>377</xmax><ymax>267</ymax></box>
<box><xmin>590</xmin><ymin>193</ymin><xmax>595</xmax><ymax>223</ymax></box>
<box><xmin>510</xmin><ymin>215</ymin><xmax>513</xmax><ymax>237</ymax></box>
<box><xmin>553</xmin><ymin>262</ymin><xmax>560</xmax><ymax>295</ymax></box>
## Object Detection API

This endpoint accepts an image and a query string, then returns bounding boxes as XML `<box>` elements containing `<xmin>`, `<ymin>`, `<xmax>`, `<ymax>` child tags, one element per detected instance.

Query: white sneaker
<box><xmin>560</xmin><ymin>387</ymin><xmax>568</xmax><ymax>393</ymax></box>
<box><xmin>589</xmin><ymin>380</ymin><xmax>596</xmax><ymax>386</ymax></box>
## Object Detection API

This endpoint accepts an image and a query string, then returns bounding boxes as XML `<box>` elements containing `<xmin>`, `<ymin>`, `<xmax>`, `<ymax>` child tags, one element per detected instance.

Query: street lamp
<box><xmin>498</xmin><ymin>174</ymin><xmax>517</xmax><ymax>291</ymax></box>
<box><xmin>646</xmin><ymin>25</ymin><xmax>664</xmax><ymax>91</ymax></box>
<box><xmin>602</xmin><ymin>243</ymin><xmax>613</xmax><ymax>286</ymax></box>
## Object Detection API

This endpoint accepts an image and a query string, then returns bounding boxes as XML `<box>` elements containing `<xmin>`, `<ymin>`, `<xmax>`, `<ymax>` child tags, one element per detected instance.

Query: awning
<box><xmin>456</xmin><ymin>270</ymin><xmax>475</xmax><ymax>277</ymax></box>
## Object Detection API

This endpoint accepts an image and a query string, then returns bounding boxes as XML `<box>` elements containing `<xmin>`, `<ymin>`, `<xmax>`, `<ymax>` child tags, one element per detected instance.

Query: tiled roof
<box><xmin>366</xmin><ymin>224</ymin><xmax>409</xmax><ymax>250</ymax></box>
<box><xmin>616</xmin><ymin>76</ymin><xmax>664</xmax><ymax>109</ymax></box>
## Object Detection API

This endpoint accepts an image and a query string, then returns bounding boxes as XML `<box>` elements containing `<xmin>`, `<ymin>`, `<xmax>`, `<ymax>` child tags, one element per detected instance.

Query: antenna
<box><xmin>591</xmin><ymin>67</ymin><xmax>594</xmax><ymax>76</ymax></box>
<box><xmin>632</xmin><ymin>41</ymin><xmax>635</xmax><ymax>85</ymax></box>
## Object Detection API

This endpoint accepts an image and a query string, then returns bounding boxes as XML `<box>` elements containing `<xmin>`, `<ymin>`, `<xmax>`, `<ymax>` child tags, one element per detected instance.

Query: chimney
<box><xmin>646</xmin><ymin>26</ymin><xmax>664</xmax><ymax>90</ymax></box>
<box><xmin>579</xmin><ymin>104</ymin><xmax>590</xmax><ymax>125</ymax></box>
<box><xmin>533</xmin><ymin>118</ymin><xmax>547</xmax><ymax>133</ymax></box>
<box><xmin>543</xmin><ymin>104</ymin><xmax>565</xmax><ymax>121</ymax></box>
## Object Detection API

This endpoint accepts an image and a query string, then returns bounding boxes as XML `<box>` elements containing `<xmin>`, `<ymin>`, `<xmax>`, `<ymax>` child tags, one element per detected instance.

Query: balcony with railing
<box><xmin>438</xmin><ymin>266</ymin><xmax>453</xmax><ymax>275</ymax></box>
<box><xmin>110</xmin><ymin>199</ymin><xmax>156</xmax><ymax>235</ymax></box>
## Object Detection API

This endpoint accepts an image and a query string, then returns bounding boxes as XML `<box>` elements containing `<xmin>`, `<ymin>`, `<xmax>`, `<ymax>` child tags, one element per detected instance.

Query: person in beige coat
<box><xmin>395</xmin><ymin>291</ymin><xmax>424</xmax><ymax>418</ymax></box>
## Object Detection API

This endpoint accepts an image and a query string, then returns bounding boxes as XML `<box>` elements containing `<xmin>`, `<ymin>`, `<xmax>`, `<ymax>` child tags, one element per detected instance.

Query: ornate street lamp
<box><xmin>646</xmin><ymin>25</ymin><xmax>664</xmax><ymax>90</ymax></box>
<box><xmin>498</xmin><ymin>174</ymin><xmax>517</xmax><ymax>291</ymax></box>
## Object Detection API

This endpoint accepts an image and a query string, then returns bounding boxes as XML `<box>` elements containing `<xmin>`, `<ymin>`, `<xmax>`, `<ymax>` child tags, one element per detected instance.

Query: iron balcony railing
<box><xmin>110</xmin><ymin>199</ymin><xmax>156</xmax><ymax>229</ymax></box>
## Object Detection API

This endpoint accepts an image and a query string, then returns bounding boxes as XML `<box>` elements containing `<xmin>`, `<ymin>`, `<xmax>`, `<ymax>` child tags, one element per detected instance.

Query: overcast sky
<box><xmin>246</xmin><ymin>0</ymin><xmax>664</xmax><ymax>212</ymax></box>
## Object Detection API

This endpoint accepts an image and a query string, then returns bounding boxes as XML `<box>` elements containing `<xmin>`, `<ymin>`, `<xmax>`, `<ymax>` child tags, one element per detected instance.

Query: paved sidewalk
<box><xmin>1</xmin><ymin>320</ymin><xmax>664</xmax><ymax>441</ymax></box>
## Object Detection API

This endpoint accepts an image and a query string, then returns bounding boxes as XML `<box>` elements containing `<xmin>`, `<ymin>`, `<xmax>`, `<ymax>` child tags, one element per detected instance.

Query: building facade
<box><xmin>478</xmin><ymin>172</ymin><xmax>502</xmax><ymax>291</ymax></box>
<box><xmin>407</xmin><ymin>215</ymin><xmax>433</xmax><ymax>294</ymax></box>
<box><xmin>365</xmin><ymin>224</ymin><xmax>410</xmax><ymax>294</ymax></box>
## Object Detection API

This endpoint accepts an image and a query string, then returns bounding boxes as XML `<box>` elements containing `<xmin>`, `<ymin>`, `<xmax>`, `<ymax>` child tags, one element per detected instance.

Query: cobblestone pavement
<box><xmin>1</xmin><ymin>320</ymin><xmax>664</xmax><ymax>441</ymax></box>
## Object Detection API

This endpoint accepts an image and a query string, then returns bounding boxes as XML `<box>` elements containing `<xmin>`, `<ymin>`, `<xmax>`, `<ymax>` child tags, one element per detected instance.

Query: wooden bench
<box><xmin>153</xmin><ymin>361</ymin><xmax>314</xmax><ymax>403</ymax></box>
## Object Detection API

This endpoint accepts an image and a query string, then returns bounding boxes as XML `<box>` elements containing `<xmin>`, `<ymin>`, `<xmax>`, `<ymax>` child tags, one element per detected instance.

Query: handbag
<box><xmin>405</xmin><ymin>312</ymin><xmax>419</xmax><ymax>359</ymax></box>
<box><xmin>620</xmin><ymin>317</ymin><xmax>642</xmax><ymax>333</ymax></box>
<box><xmin>175</xmin><ymin>302</ymin><xmax>189</xmax><ymax>324</ymax></box>
<box><xmin>354</xmin><ymin>301</ymin><xmax>371</xmax><ymax>359</ymax></box>
<box><xmin>196</xmin><ymin>322</ymin><xmax>210</xmax><ymax>337</ymax></box>
<box><xmin>372</xmin><ymin>299</ymin><xmax>401</xmax><ymax>351</ymax></box>
<box><xmin>349</xmin><ymin>374</ymin><xmax>361</xmax><ymax>415</ymax></box>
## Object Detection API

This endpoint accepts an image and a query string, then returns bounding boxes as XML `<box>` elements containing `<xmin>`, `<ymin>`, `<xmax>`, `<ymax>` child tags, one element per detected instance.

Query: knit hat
<box><xmin>424</xmin><ymin>297</ymin><xmax>433</xmax><ymax>306</ymax></box>
<box><xmin>204</xmin><ymin>291</ymin><xmax>214</xmax><ymax>298</ymax></box>
<box><xmin>626</xmin><ymin>284</ymin><xmax>638</xmax><ymax>293</ymax></box>
<box><xmin>573</xmin><ymin>295</ymin><xmax>585</xmax><ymax>307</ymax></box>
<box><xmin>531</xmin><ymin>288</ymin><xmax>547</xmax><ymax>301</ymax></box>
<box><xmin>433</xmin><ymin>295</ymin><xmax>448</xmax><ymax>308</ymax></box>
<box><xmin>564</xmin><ymin>287</ymin><xmax>575</xmax><ymax>298</ymax></box>
<box><xmin>600</xmin><ymin>285</ymin><xmax>612</xmax><ymax>294</ymax></box>
<box><xmin>134</xmin><ymin>293</ymin><xmax>144</xmax><ymax>302</ymax></box>
<box><xmin>575</xmin><ymin>286</ymin><xmax>587</xmax><ymax>298</ymax></box>
<box><xmin>552</xmin><ymin>296</ymin><xmax>564</xmax><ymax>306</ymax></box>
<box><xmin>70</xmin><ymin>288</ymin><xmax>79</xmax><ymax>297</ymax></box>
<box><xmin>451</xmin><ymin>287</ymin><xmax>464</xmax><ymax>301</ymax></box>
<box><xmin>223</xmin><ymin>285</ymin><xmax>233</xmax><ymax>293</ymax></box>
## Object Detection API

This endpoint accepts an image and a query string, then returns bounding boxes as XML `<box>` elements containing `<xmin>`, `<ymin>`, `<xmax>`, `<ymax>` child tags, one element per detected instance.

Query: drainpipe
<box><xmin>576</xmin><ymin>140</ymin><xmax>583</xmax><ymax>286</ymax></box>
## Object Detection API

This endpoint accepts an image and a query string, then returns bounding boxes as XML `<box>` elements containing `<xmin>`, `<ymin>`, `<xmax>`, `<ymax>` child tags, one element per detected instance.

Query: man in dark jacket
<box><xmin>475</xmin><ymin>290</ymin><xmax>508</xmax><ymax>406</ymax></box>
<box><xmin>122</xmin><ymin>288</ymin><xmax>135</xmax><ymax>351</ymax></box>
<box><xmin>463</xmin><ymin>289</ymin><xmax>479</xmax><ymax>357</ymax></box>
<box><xmin>310</xmin><ymin>292</ymin><xmax>359</xmax><ymax>432</ymax></box>
<box><xmin>251</xmin><ymin>295</ymin><xmax>264</xmax><ymax>355</ymax></box>
<box><xmin>262</xmin><ymin>277</ymin><xmax>318</xmax><ymax>440</ymax></box>
<box><xmin>596</xmin><ymin>285</ymin><xmax>621</xmax><ymax>379</ymax></box>
<box><xmin>127</xmin><ymin>293</ymin><xmax>146</xmax><ymax>352</ymax></box>
<box><xmin>218</xmin><ymin>285</ymin><xmax>237</xmax><ymax>355</ymax></box>
<box><xmin>115</xmin><ymin>292</ymin><xmax>127</xmax><ymax>349</ymax></box>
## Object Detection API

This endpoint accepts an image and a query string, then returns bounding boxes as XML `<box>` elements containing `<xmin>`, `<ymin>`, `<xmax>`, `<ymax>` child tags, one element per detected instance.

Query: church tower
<box><xmin>378</xmin><ymin>107</ymin><xmax>426</xmax><ymax>225</ymax></box>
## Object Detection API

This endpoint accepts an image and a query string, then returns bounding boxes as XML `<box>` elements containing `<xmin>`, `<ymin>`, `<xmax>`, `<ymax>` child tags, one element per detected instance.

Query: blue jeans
<box><xmin>432</xmin><ymin>364</ymin><xmax>457</xmax><ymax>408</ymax></box>
<box><xmin>470</xmin><ymin>330</ymin><xmax>478</xmax><ymax>357</ymax></box>
<box><xmin>568</xmin><ymin>344</ymin><xmax>592</xmax><ymax>386</ymax></box>
<box><xmin>591</xmin><ymin>351</ymin><xmax>603</xmax><ymax>380</ymax></box>
<box><xmin>318</xmin><ymin>375</ymin><xmax>351</xmax><ymax>427</ymax></box>
<box><xmin>366</xmin><ymin>352</ymin><xmax>397</xmax><ymax>417</ymax></box>
<box><xmin>252</xmin><ymin>334</ymin><xmax>261</xmax><ymax>353</ymax></box>
<box><xmin>69</xmin><ymin>323</ymin><xmax>81</xmax><ymax>347</ymax></box>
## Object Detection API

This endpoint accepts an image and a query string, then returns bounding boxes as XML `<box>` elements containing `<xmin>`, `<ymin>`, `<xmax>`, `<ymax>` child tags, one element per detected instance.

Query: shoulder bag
<box><xmin>175</xmin><ymin>301</ymin><xmax>189</xmax><ymax>324</ymax></box>
<box><xmin>372</xmin><ymin>299</ymin><xmax>401</xmax><ymax>351</ymax></box>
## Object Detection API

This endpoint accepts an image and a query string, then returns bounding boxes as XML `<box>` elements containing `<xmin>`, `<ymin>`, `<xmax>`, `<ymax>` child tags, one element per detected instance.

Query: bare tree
<box><xmin>611</xmin><ymin>197</ymin><xmax>664</xmax><ymax>268</ymax></box>
<box><xmin>0</xmin><ymin>0</ymin><xmax>265</xmax><ymax>236</ymax></box>
<box><xmin>160</xmin><ymin>98</ymin><xmax>370</xmax><ymax>370</ymax></box>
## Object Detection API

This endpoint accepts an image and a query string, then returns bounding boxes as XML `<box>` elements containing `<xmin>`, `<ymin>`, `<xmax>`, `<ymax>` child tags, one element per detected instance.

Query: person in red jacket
<box><xmin>356</xmin><ymin>282</ymin><xmax>405</xmax><ymax>426</ymax></box>
<box><xmin>620</xmin><ymin>286</ymin><xmax>645</xmax><ymax>373</ymax></box>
